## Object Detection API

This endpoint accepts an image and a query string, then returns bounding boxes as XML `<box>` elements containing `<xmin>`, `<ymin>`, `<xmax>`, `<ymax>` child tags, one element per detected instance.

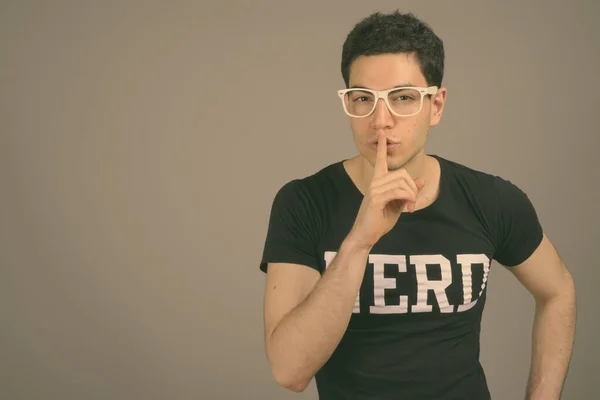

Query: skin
<box><xmin>264</xmin><ymin>52</ymin><xmax>576</xmax><ymax>398</ymax></box>
<box><xmin>263</xmin><ymin>109</ymin><xmax>424</xmax><ymax>393</ymax></box>
<box><xmin>343</xmin><ymin>52</ymin><xmax>576</xmax><ymax>399</ymax></box>
<box><xmin>342</xmin><ymin>52</ymin><xmax>447</xmax><ymax>212</ymax></box>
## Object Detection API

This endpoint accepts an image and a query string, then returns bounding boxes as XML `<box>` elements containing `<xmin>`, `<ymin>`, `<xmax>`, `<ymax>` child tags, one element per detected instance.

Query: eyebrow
<box><xmin>349</xmin><ymin>83</ymin><xmax>418</xmax><ymax>89</ymax></box>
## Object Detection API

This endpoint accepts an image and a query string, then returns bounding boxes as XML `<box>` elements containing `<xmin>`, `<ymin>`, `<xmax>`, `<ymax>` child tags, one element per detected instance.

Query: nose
<box><xmin>371</xmin><ymin>98</ymin><xmax>394</xmax><ymax>130</ymax></box>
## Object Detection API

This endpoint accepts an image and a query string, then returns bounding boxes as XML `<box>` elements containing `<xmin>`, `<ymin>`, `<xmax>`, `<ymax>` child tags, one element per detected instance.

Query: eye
<box><xmin>390</xmin><ymin>88</ymin><xmax>420</xmax><ymax>102</ymax></box>
<box><xmin>348</xmin><ymin>90</ymin><xmax>373</xmax><ymax>103</ymax></box>
<box><xmin>393</xmin><ymin>95</ymin><xmax>415</xmax><ymax>101</ymax></box>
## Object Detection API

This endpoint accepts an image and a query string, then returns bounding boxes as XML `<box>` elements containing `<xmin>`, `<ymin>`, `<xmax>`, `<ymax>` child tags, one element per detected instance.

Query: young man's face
<box><xmin>346</xmin><ymin>53</ymin><xmax>446</xmax><ymax>172</ymax></box>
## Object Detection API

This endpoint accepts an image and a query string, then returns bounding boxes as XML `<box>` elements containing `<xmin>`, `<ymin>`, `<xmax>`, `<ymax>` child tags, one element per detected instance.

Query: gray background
<box><xmin>1</xmin><ymin>0</ymin><xmax>598</xmax><ymax>399</ymax></box>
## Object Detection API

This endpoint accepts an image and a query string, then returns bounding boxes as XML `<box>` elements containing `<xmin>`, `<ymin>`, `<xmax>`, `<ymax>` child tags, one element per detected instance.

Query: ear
<box><xmin>429</xmin><ymin>87</ymin><xmax>447</xmax><ymax>127</ymax></box>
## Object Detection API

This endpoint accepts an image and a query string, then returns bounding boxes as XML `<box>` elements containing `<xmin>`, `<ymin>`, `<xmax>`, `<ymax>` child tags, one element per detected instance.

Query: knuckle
<box><xmin>398</xmin><ymin>169</ymin><xmax>414</xmax><ymax>182</ymax></box>
<box><xmin>397</xmin><ymin>174</ymin><xmax>416</xmax><ymax>190</ymax></box>
<box><xmin>394</xmin><ymin>178</ymin><xmax>409</xmax><ymax>191</ymax></box>
<box><xmin>394</xmin><ymin>170</ymin><xmax>409</xmax><ymax>182</ymax></box>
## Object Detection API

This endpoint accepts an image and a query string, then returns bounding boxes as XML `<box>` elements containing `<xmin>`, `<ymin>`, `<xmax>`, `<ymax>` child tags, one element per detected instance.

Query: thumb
<box><xmin>415</xmin><ymin>178</ymin><xmax>426</xmax><ymax>191</ymax></box>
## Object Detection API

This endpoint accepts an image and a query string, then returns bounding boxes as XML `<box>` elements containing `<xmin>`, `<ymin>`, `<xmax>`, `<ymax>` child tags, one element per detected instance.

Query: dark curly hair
<box><xmin>341</xmin><ymin>10</ymin><xmax>445</xmax><ymax>88</ymax></box>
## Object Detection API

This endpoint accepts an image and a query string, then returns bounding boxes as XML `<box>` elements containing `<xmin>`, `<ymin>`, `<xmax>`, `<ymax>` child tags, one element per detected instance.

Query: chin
<box><xmin>387</xmin><ymin>158</ymin><xmax>409</xmax><ymax>171</ymax></box>
<box><xmin>389</xmin><ymin>150</ymin><xmax>421</xmax><ymax>171</ymax></box>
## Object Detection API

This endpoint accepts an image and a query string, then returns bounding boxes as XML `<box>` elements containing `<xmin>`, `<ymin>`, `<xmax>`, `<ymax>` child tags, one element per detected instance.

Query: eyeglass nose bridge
<box><xmin>369</xmin><ymin>91</ymin><xmax>395</xmax><ymax>117</ymax></box>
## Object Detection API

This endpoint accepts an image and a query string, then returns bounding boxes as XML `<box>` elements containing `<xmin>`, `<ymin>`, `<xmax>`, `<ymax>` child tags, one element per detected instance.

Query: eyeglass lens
<box><xmin>343</xmin><ymin>88</ymin><xmax>422</xmax><ymax>117</ymax></box>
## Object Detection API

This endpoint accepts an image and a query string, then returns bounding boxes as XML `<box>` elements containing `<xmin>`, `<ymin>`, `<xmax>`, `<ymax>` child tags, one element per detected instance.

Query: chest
<box><xmin>317</xmin><ymin>211</ymin><xmax>496</xmax><ymax>318</ymax></box>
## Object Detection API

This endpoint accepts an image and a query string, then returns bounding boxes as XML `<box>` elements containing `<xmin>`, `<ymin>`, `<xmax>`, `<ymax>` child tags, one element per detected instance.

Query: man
<box><xmin>259</xmin><ymin>10</ymin><xmax>576</xmax><ymax>400</ymax></box>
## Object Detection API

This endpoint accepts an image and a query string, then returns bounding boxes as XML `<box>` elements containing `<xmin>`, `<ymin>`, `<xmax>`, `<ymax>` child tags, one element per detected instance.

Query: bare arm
<box><xmin>507</xmin><ymin>234</ymin><xmax>576</xmax><ymax>400</ymax></box>
<box><xmin>264</xmin><ymin>131</ymin><xmax>425</xmax><ymax>392</ymax></box>
<box><xmin>526</xmin><ymin>284</ymin><xmax>576</xmax><ymax>400</ymax></box>
<box><xmin>264</xmin><ymin>236</ymin><xmax>371</xmax><ymax>392</ymax></box>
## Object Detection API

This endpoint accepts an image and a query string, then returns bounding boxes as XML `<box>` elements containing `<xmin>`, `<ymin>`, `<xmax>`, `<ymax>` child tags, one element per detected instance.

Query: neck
<box><xmin>344</xmin><ymin>150</ymin><xmax>440</xmax><ymax>212</ymax></box>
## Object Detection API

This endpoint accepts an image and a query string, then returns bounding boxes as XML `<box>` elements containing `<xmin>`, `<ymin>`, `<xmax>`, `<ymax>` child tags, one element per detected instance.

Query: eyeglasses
<box><xmin>337</xmin><ymin>86</ymin><xmax>438</xmax><ymax>118</ymax></box>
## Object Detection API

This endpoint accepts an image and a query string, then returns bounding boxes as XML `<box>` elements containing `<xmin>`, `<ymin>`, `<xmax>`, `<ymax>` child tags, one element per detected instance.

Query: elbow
<box><xmin>265</xmin><ymin>333</ymin><xmax>312</xmax><ymax>392</ymax></box>
<box><xmin>277</xmin><ymin>375</ymin><xmax>310</xmax><ymax>393</ymax></box>
<box><xmin>268</xmin><ymin>354</ymin><xmax>311</xmax><ymax>392</ymax></box>
<box><xmin>274</xmin><ymin>372</ymin><xmax>310</xmax><ymax>392</ymax></box>
<box><xmin>539</xmin><ymin>270</ymin><xmax>577</xmax><ymax>305</ymax></box>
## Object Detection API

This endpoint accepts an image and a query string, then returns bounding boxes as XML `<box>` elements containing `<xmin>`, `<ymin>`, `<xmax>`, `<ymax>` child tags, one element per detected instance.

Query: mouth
<box><xmin>371</xmin><ymin>139</ymin><xmax>400</xmax><ymax>146</ymax></box>
<box><xmin>370</xmin><ymin>141</ymin><xmax>400</xmax><ymax>153</ymax></box>
<box><xmin>371</xmin><ymin>138</ymin><xmax>400</xmax><ymax>144</ymax></box>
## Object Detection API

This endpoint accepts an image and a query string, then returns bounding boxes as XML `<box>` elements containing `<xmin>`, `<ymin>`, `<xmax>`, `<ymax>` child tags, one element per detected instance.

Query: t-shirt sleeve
<box><xmin>259</xmin><ymin>179</ymin><xmax>322</xmax><ymax>274</ymax></box>
<box><xmin>492</xmin><ymin>177</ymin><xmax>544</xmax><ymax>267</ymax></box>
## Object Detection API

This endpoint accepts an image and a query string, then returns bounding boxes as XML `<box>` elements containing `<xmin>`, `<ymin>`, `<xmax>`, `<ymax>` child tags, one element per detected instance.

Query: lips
<box><xmin>386</xmin><ymin>142</ymin><xmax>399</xmax><ymax>151</ymax></box>
<box><xmin>371</xmin><ymin>139</ymin><xmax>400</xmax><ymax>145</ymax></box>
<box><xmin>370</xmin><ymin>141</ymin><xmax>400</xmax><ymax>152</ymax></box>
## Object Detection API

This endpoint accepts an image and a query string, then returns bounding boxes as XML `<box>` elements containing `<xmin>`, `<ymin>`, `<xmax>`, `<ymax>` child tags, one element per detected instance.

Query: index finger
<box><xmin>373</xmin><ymin>130</ymin><xmax>388</xmax><ymax>178</ymax></box>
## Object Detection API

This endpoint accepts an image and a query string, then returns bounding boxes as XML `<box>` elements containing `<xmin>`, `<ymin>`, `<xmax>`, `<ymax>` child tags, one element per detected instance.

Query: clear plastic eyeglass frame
<box><xmin>337</xmin><ymin>86</ymin><xmax>438</xmax><ymax>118</ymax></box>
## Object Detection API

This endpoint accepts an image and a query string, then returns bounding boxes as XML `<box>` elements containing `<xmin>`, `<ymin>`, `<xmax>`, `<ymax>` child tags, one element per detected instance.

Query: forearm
<box><xmin>526</xmin><ymin>275</ymin><xmax>576</xmax><ymax>400</ymax></box>
<box><xmin>267</xmin><ymin>237</ymin><xmax>371</xmax><ymax>390</ymax></box>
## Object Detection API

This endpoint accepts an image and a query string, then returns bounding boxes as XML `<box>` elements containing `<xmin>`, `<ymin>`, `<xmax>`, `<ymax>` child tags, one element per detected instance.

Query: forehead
<box><xmin>348</xmin><ymin>53</ymin><xmax>427</xmax><ymax>89</ymax></box>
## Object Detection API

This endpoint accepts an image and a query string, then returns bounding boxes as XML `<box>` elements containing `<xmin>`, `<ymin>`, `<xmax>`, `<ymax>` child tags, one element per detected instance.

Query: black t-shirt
<box><xmin>259</xmin><ymin>154</ymin><xmax>543</xmax><ymax>400</ymax></box>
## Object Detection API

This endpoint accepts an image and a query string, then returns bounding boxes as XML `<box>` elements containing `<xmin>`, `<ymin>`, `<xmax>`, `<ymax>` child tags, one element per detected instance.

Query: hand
<box><xmin>347</xmin><ymin>130</ymin><xmax>426</xmax><ymax>250</ymax></box>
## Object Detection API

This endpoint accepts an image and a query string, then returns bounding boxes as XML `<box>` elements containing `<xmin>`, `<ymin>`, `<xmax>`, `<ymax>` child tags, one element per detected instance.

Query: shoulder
<box><xmin>435</xmin><ymin>155</ymin><xmax>524</xmax><ymax>200</ymax></box>
<box><xmin>272</xmin><ymin>161</ymin><xmax>344</xmax><ymax>203</ymax></box>
<box><xmin>268</xmin><ymin>160</ymin><xmax>345</xmax><ymax>226</ymax></box>
<box><xmin>434</xmin><ymin>155</ymin><xmax>542</xmax><ymax>265</ymax></box>
<box><xmin>435</xmin><ymin>155</ymin><xmax>538</xmax><ymax>230</ymax></box>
